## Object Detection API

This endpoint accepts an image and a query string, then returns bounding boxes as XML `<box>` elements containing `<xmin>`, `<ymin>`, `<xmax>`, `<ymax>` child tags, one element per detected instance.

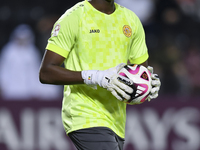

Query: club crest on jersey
<box><xmin>123</xmin><ymin>25</ymin><xmax>132</xmax><ymax>37</ymax></box>
<box><xmin>52</xmin><ymin>24</ymin><xmax>61</xmax><ymax>37</ymax></box>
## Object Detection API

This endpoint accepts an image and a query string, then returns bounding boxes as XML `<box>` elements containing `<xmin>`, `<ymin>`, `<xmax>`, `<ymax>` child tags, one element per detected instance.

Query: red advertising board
<box><xmin>0</xmin><ymin>97</ymin><xmax>200</xmax><ymax>150</ymax></box>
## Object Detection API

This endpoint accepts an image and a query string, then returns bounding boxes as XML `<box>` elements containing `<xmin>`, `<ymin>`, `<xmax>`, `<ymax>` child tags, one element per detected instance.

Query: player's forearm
<box><xmin>39</xmin><ymin>65</ymin><xmax>84</xmax><ymax>85</ymax></box>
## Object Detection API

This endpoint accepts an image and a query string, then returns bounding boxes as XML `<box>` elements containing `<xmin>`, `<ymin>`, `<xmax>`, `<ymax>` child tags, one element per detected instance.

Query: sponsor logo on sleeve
<box><xmin>52</xmin><ymin>24</ymin><xmax>61</xmax><ymax>37</ymax></box>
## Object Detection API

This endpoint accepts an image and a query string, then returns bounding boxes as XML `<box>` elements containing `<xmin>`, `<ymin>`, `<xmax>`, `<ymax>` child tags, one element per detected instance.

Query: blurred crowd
<box><xmin>0</xmin><ymin>0</ymin><xmax>200</xmax><ymax>101</ymax></box>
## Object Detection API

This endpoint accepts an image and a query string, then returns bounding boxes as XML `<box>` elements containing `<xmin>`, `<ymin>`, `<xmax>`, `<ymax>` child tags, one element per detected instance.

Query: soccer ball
<box><xmin>118</xmin><ymin>64</ymin><xmax>152</xmax><ymax>105</ymax></box>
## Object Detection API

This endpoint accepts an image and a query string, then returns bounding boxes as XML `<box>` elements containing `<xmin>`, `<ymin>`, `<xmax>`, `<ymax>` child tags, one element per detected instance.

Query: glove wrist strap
<box><xmin>81</xmin><ymin>70</ymin><xmax>99</xmax><ymax>85</ymax></box>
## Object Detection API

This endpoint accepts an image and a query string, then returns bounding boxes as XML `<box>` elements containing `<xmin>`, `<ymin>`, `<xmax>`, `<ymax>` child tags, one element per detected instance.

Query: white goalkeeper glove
<box><xmin>147</xmin><ymin>66</ymin><xmax>161</xmax><ymax>101</ymax></box>
<box><xmin>81</xmin><ymin>63</ymin><xmax>134</xmax><ymax>101</ymax></box>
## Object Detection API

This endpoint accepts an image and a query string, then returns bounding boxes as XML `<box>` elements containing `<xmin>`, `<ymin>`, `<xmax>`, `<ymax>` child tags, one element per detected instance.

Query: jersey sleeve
<box><xmin>129</xmin><ymin>15</ymin><xmax>149</xmax><ymax>64</ymax></box>
<box><xmin>46</xmin><ymin>11</ymin><xmax>79</xmax><ymax>58</ymax></box>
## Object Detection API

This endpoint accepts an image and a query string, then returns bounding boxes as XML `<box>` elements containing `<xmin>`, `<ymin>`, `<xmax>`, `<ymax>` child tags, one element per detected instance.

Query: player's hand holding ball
<box><xmin>117</xmin><ymin>64</ymin><xmax>160</xmax><ymax>105</ymax></box>
<box><xmin>81</xmin><ymin>63</ymin><xmax>134</xmax><ymax>101</ymax></box>
<box><xmin>146</xmin><ymin>66</ymin><xmax>161</xmax><ymax>101</ymax></box>
<box><xmin>118</xmin><ymin>64</ymin><xmax>153</xmax><ymax>105</ymax></box>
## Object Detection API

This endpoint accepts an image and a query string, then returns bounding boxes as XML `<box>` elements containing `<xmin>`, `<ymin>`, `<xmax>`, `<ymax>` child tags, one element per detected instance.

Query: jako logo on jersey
<box><xmin>123</xmin><ymin>25</ymin><xmax>132</xmax><ymax>37</ymax></box>
<box><xmin>52</xmin><ymin>24</ymin><xmax>61</xmax><ymax>37</ymax></box>
<box><xmin>89</xmin><ymin>29</ymin><xmax>100</xmax><ymax>33</ymax></box>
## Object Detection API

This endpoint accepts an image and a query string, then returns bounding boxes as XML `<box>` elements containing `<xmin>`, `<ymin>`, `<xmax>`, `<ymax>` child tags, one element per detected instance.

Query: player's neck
<box><xmin>88</xmin><ymin>0</ymin><xmax>115</xmax><ymax>15</ymax></box>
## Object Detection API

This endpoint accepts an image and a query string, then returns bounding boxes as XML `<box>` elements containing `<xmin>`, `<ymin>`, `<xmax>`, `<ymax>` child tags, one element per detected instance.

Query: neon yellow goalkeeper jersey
<box><xmin>46</xmin><ymin>0</ymin><xmax>148</xmax><ymax>138</ymax></box>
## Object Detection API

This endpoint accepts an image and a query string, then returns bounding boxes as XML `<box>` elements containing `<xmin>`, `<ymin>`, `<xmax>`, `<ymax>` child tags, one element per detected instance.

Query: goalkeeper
<box><xmin>39</xmin><ymin>0</ymin><xmax>161</xmax><ymax>149</ymax></box>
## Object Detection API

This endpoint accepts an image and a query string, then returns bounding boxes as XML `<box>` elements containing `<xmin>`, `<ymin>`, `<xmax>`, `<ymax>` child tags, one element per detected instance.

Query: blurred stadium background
<box><xmin>0</xmin><ymin>0</ymin><xmax>200</xmax><ymax>150</ymax></box>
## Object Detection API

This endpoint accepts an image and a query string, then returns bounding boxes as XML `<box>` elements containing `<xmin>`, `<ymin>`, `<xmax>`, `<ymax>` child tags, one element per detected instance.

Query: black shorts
<box><xmin>68</xmin><ymin>127</ymin><xmax>125</xmax><ymax>150</ymax></box>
